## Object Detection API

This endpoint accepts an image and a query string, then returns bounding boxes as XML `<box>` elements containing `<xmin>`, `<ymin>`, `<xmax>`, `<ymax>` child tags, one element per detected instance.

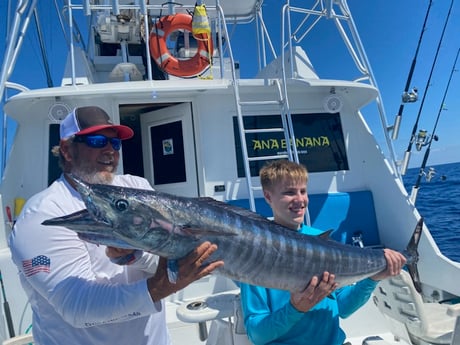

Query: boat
<box><xmin>1</xmin><ymin>0</ymin><xmax>459</xmax><ymax>344</ymax></box>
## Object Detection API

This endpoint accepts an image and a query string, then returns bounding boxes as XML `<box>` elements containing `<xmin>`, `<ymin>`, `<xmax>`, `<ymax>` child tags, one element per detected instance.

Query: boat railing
<box><xmin>0</xmin><ymin>0</ymin><xmax>257</xmax><ymax>91</ymax></box>
<box><xmin>278</xmin><ymin>0</ymin><xmax>400</xmax><ymax>176</ymax></box>
<box><xmin>64</xmin><ymin>0</ymin><xmax>261</xmax><ymax>84</ymax></box>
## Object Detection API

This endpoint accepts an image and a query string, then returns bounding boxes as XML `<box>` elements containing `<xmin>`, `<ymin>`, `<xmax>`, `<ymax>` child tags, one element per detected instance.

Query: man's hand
<box><xmin>147</xmin><ymin>241</ymin><xmax>224</xmax><ymax>301</ymax></box>
<box><xmin>290</xmin><ymin>272</ymin><xmax>338</xmax><ymax>312</ymax></box>
<box><xmin>370</xmin><ymin>248</ymin><xmax>407</xmax><ymax>281</ymax></box>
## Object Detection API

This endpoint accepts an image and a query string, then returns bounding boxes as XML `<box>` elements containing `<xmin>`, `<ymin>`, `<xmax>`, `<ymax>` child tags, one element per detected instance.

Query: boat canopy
<box><xmin>86</xmin><ymin>0</ymin><xmax>261</xmax><ymax>22</ymax></box>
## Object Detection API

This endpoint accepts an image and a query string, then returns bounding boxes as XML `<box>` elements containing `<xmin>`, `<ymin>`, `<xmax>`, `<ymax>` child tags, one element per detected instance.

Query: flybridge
<box><xmin>0</xmin><ymin>0</ymin><xmax>399</xmax><ymax>165</ymax></box>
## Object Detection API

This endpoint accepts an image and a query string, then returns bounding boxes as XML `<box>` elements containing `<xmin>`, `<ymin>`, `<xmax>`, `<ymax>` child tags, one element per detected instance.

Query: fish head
<box><xmin>69</xmin><ymin>175</ymin><xmax>178</xmax><ymax>253</ymax></box>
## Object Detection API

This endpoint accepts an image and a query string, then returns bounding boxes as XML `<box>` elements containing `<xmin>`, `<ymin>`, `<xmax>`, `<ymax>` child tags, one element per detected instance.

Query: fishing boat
<box><xmin>1</xmin><ymin>1</ymin><xmax>459</xmax><ymax>344</ymax></box>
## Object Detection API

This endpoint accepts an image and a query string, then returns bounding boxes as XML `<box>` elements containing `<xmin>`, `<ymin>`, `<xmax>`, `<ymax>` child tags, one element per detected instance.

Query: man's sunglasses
<box><xmin>73</xmin><ymin>135</ymin><xmax>122</xmax><ymax>151</ymax></box>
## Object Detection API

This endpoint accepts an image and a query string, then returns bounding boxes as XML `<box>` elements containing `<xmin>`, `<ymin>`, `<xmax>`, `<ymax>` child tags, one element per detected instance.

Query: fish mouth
<box><xmin>42</xmin><ymin>209</ymin><xmax>113</xmax><ymax>233</ymax></box>
<box><xmin>42</xmin><ymin>209</ymin><xmax>137</xmax><ymax>249</ymax></box>
<box><xmin>77</xmin><ymin>232</ymin><xmax>138</xmax><ymax>249</ymax></box>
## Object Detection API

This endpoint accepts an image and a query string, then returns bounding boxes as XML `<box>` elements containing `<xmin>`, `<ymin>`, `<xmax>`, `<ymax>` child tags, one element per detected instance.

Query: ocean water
<box><xmin>403</xmin><ymin>161</ymin><xmax>460</xmax><ymax>262</ymax></box>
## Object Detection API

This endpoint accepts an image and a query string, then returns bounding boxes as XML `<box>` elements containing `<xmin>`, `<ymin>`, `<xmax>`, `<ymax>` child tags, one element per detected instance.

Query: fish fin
<box><xmin>197</xmin><ymin>197</ymin><xmax>222</xmax><ymax>203</ymax></box>
<box><xmin>167</xmin><ymin>259</ymin><xmax>179</xmax><ymax>284</ymax></box>
<box><xmin>318</xmin><ymin>229</ymin><xmax>334</xmax><ymax>240</ymax></box>
<box><xmin>197</xmin><ymin>197</ymin><xmax>272</xmax><ymax>223</ymax></box>
<box><xmin>404</xmin><ymin>217</ymin><xmax>423</xmax><ymax>293</ymax></box>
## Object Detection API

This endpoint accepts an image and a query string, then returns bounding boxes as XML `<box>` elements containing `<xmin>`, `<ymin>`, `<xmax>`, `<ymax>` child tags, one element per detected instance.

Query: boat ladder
<box><xmin>231</xmin><ymin>77</ymin><xmax>299</xmax><ymax>213</ymax></box>
<box><xmin>213</xmin><ymin>3</ymin><xmax>300</xmax><ymax>214</ymax></box>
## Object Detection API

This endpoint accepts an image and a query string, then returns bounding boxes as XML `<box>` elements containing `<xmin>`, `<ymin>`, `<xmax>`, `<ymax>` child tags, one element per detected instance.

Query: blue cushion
<box><xmin>308</xmin><ymin>191</ymin><xmax>379</xmax><ymax>246</ymax></box>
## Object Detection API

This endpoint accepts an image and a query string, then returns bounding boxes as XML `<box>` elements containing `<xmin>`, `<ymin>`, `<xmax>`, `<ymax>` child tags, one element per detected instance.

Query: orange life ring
<box><xmin>149</xmin><ymin>13</ymin><xmax>213</xmax><ymax>78</ymax></box>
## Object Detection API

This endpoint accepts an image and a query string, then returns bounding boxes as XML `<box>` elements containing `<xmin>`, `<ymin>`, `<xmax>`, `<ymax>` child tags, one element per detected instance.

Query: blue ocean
<box><xmin>403</xmin><ymin>161</ymin><xmax>460</xmax><ymax>262</ymax></box>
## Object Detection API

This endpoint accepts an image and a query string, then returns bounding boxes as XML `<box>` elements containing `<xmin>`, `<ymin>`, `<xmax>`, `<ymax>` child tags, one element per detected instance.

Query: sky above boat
<box><xmin>0</xmin><ymin>0</ymin><xmax>459</xmax><ymax>168</ymax></box>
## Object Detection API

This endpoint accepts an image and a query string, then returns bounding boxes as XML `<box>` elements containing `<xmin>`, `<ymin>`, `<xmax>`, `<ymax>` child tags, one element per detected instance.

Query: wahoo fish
<box><xmin>43</xmin><ymin>176</ymin><xmax>421</xmax><ymax>292</ymax></box>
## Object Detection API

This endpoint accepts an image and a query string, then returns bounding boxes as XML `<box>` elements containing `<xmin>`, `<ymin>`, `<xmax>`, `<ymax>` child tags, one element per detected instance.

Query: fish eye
<box><xmin>114</xmin><ymin>199</ymin><xmax>129</xmax><ymax>212</ymax></box>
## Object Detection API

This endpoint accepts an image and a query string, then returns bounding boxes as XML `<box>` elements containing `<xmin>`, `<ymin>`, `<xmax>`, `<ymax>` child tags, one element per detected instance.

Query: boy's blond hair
<box><xmin>259</xmin><ymin>160</ymin><xmax>308</xmax><ymax>191</ymax></box>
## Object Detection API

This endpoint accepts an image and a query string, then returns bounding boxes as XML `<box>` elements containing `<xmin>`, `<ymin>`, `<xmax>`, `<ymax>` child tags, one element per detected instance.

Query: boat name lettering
<box><xmin>251</xmin><ymin>136</ymin><xmax>330</xmax><ymax>150</ymax></box>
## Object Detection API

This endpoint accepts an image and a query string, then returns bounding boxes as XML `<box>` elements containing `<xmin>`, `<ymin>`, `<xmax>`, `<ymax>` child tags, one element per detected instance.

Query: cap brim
<box><xmin>76</xmin><ymin>124</ymin><xmax>134</xmax><ymax>140</ymax></box>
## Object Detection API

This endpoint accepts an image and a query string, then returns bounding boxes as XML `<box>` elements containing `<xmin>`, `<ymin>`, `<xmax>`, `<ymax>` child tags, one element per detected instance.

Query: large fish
<box><xmin>43</xmin><ymin>176</ymin><xmax>421</xmax><ymax>292</ymax></box>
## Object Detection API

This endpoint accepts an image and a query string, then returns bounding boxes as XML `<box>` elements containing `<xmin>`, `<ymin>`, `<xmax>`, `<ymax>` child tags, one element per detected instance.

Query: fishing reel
<box><xmin>425</xmin><ymin>167</ymin><xmax>436</xmax><ymax>182</ymax></box>
<box><xmin>415</xmin><ymin>129</ymin><xmax>438</xmax><ymax>151</ymax></box>
<box><xmin>402</xmin><ymin>87</ymin><xmax>418</xmax><ymax>103</ymax></box>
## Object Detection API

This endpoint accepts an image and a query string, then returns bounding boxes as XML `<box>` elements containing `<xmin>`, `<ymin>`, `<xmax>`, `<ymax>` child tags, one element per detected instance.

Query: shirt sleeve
<box><xmin>335</xmin><ymin>278</ymin><xmax>378</xmax><ymax>318</ymax></box>
<box><xmin>9</xmin><ymin>186</ymin><xmax>161</xmax><ymax>328</ymax></box>
<box><xmin>240</xmin><ymin>283</ymin><xmax>304</xmax><ymax>344</ymax></box>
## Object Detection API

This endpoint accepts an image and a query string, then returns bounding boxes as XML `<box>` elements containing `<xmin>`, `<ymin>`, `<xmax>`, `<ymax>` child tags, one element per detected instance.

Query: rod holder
<box><xmin>410</xmin><ymin>185</ymin><xmax>419</xmax><ymax>204</ymax></box>
<box><xmin>400</xmin><ymin>151</ymin><xmax>411</xmax><ymax>176</ymax></box>
<box><xmin>391</xmin><ymin>114</ymin><xmax>402</xmax><ymax>140</ymax></box>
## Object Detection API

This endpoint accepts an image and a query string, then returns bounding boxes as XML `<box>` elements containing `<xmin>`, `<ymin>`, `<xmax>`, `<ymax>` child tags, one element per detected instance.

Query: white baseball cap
<box><xmin>60</xmin><ymin>106</ymin><xmax>134</xmax><ymax>140</ymax></box>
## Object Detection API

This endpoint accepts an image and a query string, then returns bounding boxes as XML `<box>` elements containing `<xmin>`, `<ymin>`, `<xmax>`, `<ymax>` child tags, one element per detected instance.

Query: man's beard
<box><xmin>70</xmin><ymin>165</ymin><xmax>115</xmax><ymax>185</ymax></box>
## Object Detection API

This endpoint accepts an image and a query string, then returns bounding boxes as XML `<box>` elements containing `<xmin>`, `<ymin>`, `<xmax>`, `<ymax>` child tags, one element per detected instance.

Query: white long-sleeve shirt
<box><xmin>9</xmin><ymin>174</ymin><xmax>171</xmax><ymax>345</ymax></box>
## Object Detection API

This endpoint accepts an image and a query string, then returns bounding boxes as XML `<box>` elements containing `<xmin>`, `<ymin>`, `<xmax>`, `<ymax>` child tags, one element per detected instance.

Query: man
<box><xmin>239</xmin><ymin>160</ymin><xmax>406</xmax><ymax>345</ymax></box>
<box><xmin>8</xmin><ymin>106</ymin><xmax>223</xmax><ymax>344</ymax></box>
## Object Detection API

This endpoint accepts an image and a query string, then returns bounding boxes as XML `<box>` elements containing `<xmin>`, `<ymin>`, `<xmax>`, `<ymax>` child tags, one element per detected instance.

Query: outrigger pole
<box><xmin>390</xmin><ymin>0</ymin><xmax>432</xmax><ymax>141</ymax></box>
<box><xmin>410</xmin><ymin>47</ymin><xmax>460</xmax><ymax>204</ymax></box>
<box><xmin>33</xmin><ymin>6</ymin><xmax>53</xmax><ymax>87</ymax></box>
<box><xmin>400</xmin><ymin>0</ymin><xmax>454</xmax><ymax>175</ymax></box>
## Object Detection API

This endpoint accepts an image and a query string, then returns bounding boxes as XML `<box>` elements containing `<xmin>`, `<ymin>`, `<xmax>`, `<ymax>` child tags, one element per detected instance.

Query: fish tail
<box><xmin>403</xmin><ymin>217</ymin><xmax>423</xmax><ymax>293</ymax></box>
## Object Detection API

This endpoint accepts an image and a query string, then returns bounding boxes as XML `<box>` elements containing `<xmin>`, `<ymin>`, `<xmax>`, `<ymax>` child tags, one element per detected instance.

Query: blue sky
<box><xmin>1</xmin><ymin>0</ymin><xmax>459</xmax><ymax>169</ymax></box>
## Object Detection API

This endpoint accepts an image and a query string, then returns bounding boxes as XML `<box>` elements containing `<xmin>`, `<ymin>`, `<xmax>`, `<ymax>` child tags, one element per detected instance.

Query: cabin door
<box><xmin>140</xmin><ymin>103</ymin><xmax>198</xmax><ymax>197</ymax></box>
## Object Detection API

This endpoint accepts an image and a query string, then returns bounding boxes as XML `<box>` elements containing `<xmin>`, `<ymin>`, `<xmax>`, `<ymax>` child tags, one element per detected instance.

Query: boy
<box><xmin>239</xmin><ymin>160</ymin><xmax>406</xmax><ymax>345</ymax></box>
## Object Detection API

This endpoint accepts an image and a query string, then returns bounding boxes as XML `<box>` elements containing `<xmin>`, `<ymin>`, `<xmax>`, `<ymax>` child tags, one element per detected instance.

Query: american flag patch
<box><xmin>22</xmin><ymin>255</ymin><xmax>51</xmax><ymax>277</ymax></box>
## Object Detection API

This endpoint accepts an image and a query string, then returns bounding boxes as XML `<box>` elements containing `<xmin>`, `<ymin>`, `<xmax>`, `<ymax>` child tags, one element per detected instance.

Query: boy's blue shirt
<box><xmin>239</xmin><ymin>224</ymin><xmax>378</xmax><ymax>345</ymax></box>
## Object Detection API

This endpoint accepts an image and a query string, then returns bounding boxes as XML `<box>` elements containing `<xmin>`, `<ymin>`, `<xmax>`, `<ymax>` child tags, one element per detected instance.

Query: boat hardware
<box><xmin>400</xmin><ymin>0</ymin><xmax>454</xmax><ymax>175</ymax></box>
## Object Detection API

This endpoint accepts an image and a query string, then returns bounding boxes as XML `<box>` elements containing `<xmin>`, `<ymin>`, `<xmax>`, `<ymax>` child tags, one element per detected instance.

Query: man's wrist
<box><xmin>147</xmin><ymin>276</ymin><xmax>177</xmax><ymax>302</ymax></box>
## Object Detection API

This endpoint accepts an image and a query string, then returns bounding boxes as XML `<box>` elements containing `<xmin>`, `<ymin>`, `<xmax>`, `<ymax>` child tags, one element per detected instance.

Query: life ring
<box><xmin>149</xmin><ymin>13</ymin><xmax>213</xmax><ymax>78</ymax></box>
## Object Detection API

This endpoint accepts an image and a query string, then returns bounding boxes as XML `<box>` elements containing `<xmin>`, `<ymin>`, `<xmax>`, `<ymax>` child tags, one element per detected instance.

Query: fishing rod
<box><xmin>400</xmin><ymin>0</ymin><xmax>455</xmax><ymax>175</ymax></box>
<box><xmin>390</xmin><ymin>0</ymin><xmax>432</xmax><ymax>141</ymax></box>
<box><xmin>0</xmin><ymin>270</ymin><xmax>15</xmax><ymax>338</ymax></box>
<box><xmin>410</xmin><ymin>47</ymin><xmax>460</xmax><ymax>204</ymax></box>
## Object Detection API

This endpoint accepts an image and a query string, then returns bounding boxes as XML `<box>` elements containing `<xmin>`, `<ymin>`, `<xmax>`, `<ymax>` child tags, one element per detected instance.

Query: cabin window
<box><xmin>148</xmin><ymin>120</ymin><xmax>187</xmax><ymax>184</ymax></box>
<box><xmin>233</xmin><ymin>113</ymin><xmax>348</xmax><ymax>177</ymax></box>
